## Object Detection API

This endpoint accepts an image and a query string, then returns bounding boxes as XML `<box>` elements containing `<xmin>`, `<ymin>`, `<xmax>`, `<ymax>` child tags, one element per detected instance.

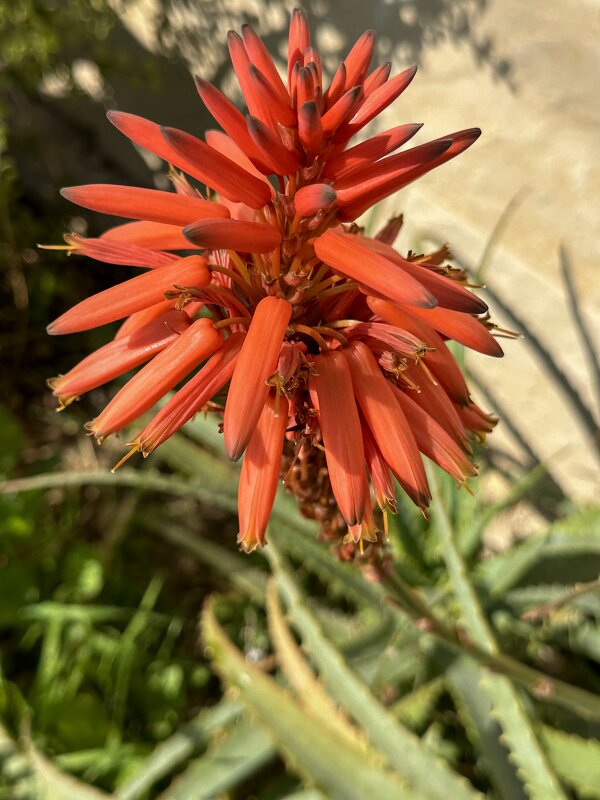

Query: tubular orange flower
<box><xmin>89</xmin><ymin>318</ymin><xmax>223</xmax><ymax>439</ymax></box>
<box><xmin>309</xmin><ymin>351</ymin><xmax>366</xmax><ymax>526</ymax></box>
<box><xmin>223</xmin><ymin>295</ymin><xmax>292</xmax><ymax>462</ymax></box>
<box><xmin>47</xmin><ymin>256</ymin><xmax>210</xmax><ymax>335</ymax></box>
<box><xmin>47</xmin><ymin>9</ymin><xmax>509</xmax><ymax>558</ymax></box>
<box><xmin>238</xmin><ymin>394</ymin><xmax>289</xmax><ymax>551</ymax></box>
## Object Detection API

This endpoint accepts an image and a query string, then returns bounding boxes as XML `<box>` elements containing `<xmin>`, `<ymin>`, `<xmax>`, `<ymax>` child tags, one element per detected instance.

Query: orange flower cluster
<box><xmin>48</xmin><ymin>10</ymin><xmax>501</xmax><ymax>553</ymax></box>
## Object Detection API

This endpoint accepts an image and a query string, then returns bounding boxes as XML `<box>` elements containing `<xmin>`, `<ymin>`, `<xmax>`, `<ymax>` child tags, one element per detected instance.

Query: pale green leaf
<box><xmin>202</xmin><ymin>599</ymin><xmax>423</xmax><ymax>800</ymax></box>
<box><xmin>116</xmin><ymin>699</ymin><xmax>241</xmax><ymax>800</ymax></box>
<box><xmin>267</xmin><ymin>534</ymin><xmax>483</xmax><ymax>800</ymax></box>
<box><xmin>430</xmin><ymin>468</ymin><xmax>568</xmax><ymax>800</ymax></box>
<box><xmin>541</xmin><ymin>725</ymin><xmax>600</xmax><ymax>800</ymax></box>
<box><xmin>156</xmin><ymin>718</ymin><xmax>274</xmax><ymax>800</ymax></box>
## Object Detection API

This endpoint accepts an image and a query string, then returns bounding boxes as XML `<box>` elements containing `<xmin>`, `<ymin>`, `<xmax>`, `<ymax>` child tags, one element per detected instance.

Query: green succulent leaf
<box><xmin>267</xmin><ymin>534</ymin><xmax>483</xmax><ymax>800</ymax></box>
<box><xmin>202</xmin><ymin>598</ymin><xmax>422</xmax><ymax>800</ymax></box>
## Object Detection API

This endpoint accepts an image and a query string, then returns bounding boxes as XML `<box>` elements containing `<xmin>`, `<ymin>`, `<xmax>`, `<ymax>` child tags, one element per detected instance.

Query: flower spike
<box><xmin>48</xmin><ymin>11</ymin><xmax>504</xmax><ymax>558</ymax></box>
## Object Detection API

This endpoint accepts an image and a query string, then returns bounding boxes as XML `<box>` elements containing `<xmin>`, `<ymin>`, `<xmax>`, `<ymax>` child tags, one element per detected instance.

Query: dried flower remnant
<box><xmin>46</xmin><ymin>9</ymin><xmax>508</xmax><ymax>557</ymax></box>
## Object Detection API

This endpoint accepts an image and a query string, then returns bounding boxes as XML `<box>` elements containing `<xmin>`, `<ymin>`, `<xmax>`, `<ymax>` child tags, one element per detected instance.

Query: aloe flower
<box><xmin>48</xmin><ymin>9</ymin><xmax>502</xmax><ymax>555</ymax></box>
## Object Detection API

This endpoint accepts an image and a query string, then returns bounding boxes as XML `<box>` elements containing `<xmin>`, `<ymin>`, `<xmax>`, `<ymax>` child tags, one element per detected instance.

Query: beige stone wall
<box><xmin>372</xmin><ymin>0</ymin><xmax>600</xmax><ymax>499</ymax></box>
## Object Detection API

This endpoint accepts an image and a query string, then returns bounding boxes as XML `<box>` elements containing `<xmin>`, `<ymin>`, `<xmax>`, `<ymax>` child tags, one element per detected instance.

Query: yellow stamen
<box><xmin>213</xmin><ymin>316</ymin><xmax>252</xmax><ymax>330</ymax></box>
<box><xmin>290</xmin><ymin>323</ymin><xmax>329</xmax><ymax>351</ymax></box>
<box><xmin>111</xmin><ymin>445</ymin><xmax>140</xmax><ymax>473</ymax></box>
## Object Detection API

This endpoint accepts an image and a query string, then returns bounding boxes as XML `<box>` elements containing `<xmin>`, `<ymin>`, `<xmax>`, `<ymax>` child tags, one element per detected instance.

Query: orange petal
<box><xmin>246</xmin><ymin>116</ymin><xmax>302</xmax><ymax>175</ymax></box>
<box><xmin>194</xmin><ymin>77</ymin><xmax>271</xmax><ymax>172</ymax></box>
<box><xmin>403</xmin><ymin>362</ymin><xmax>468</xmax><ymax>447</ymax></box>
<box><xmin>361</xmin><ymin>420</ymin><xmax>396</xmax><ymax>512</ymax></box>
<box><xmin>101</xmin><ymin>220</ymin><xmax>195</xmax><ymax>251</ymax></box>
<box><xmin>298</xmin><ymin>101</ymin><xmax>323</xmax><ymax>156</ymax></box>
<box><xmin>134</xmin><ymin>332</ymin><xmax>244</xmax><ymax>454</ymax></box>
<box><xmin>107</xmin><ymin>110</ymin><xmax>185</xmax><ymax>164</ymax></box>
<box><xmin>314</xmin><ymin>230</ymin><xmax>437</xmax><ymax>309</ymax></box>
<box><xmin>458</xmin><ymin>401</ymin><xmax>498</xmax><ymax>436</ymax></box>
<box><xmin>238</xmin><ymin>393</ymin><xmax>289</xmax><ymax>551</ymax></box>
<box><xmin>363</xmin><ymin>61</ymin><xmax>391</xmax><ymax>95</ymax></box>
<box><xmin>342</xmin><ymin>30</ymin><xmax>375</xmax><ymax>90</ymax></box>
<box><xmin>224</xmin><ymin>295</ymin><xmax>292</xmax><ymax>461</ymax></box>
<box><xmin>323</xmin><ymin>62</ymin><xmax>346</xmax><ymax>108</ymax></box>
<box><xmin>304</xmin><ymin>47</ymin><xmax>322</xmax><ymax>87</ymax></box>
<box><xmin>367</xmin><ymin>297</ymin><xmax>470</xmax><ymax>403</ymax></box>
<box><xmin>294</xmin><ymin>184</ymin><xmax>337</xmax><ymax>217</ymax></box>
<box><xmin>409</xmin><ymin>305</ymin><xmax>504</xmax><ymax>357</ymax></box>
<box><xmin>334</xmin><ymin>139</ymin><xmax>452</xmax><ymax>222</ymax></box>
<box><xmin>49</xmin><ymin>308</ymin><xmax>191</xmax><ymax>403</ymax></box>
<box><xmin>310</xmin><ymin>351</ymin><xmax>367</xmax><ymax>526</ymax></box>
<box><xmin>393</xmin><ymin>386</ymin><xmax>477</xmax><ymax>482</ymax></box>
<box><xmin>345</xmin><ymin>65</ymin><xmax>417</xmax><ymax>133</ymax></box>
<box><xmin>249</xmin><ymin>65</ymin><xmax>296</xmax><ymax>127</ymax></box>
<box><xmin>344</xmin><ymin>341</ymin><xmax>430</xmax><ymax>508</ymax></box>
<box><xmin>60</xmin><ymin>185</ymin><xmax>230</xmax><ymax>226</ymax></box>
<box><xmin>204</xmin><ymin>129</ymin><xmax>274</xmax><ymax>189</ymax></box>
<box><xmin>161</xmin><ymin>126</ymin><xmax>273</xmax><ymax>208</ymax></box>
<box><xmin>47</xmin><ymin>255</ymin><xmax>209</xmax><ymax>335</ymax></box>
<box><xmin>183</xmin><ymin>218</ymin><xmax>281</xmax><ymax>253</ymax></box>
<box><xmin>296</xmin><ymin>65</ymin><xmax>315</xmax><ymax>107</ymax></box>
<box><xmin>338</xmin><ymin>129</ymin><xmax>481</xmax><ymax>219</ymax></box>
<box><xmin>288</xmin><ymin>8</ymin><xmax>310</xmax><ymax>89</ymax></box>
<box><xmin>321</xmin><ymin>87</ymin><xmax>362</xmax><ymax>135</ymax></box>
<box><xmin>355</xmin><ymin>236</ymin><xmax>488</xmax><ymax>314</ymax></box>
<box><xmin>334</xmin><ymin>138</ymin><xmax>451</xmax><ymax>198</ymax></box>
<box><xmin>227</xmin><ymin>30</ymin><xmax>269</xmax><ymax>123</ymax></box>
<box><xmin>115</xmin><ymin>300</ymin><xmax>178</xmax><ymax>340</ymax></box>
<box><xmin>323</xmin><ymin>123</ymin><xmax>423</xmax><ymax>181</ymax></box>
<box><xmin>242</xmin><ymin>24</ymin><xmax>290</xmax><ymax>107</ymax></box>
<box><xmin>89</xmin><ymin>318</ymin><xmax>223</xmax><ymax>437</ymax></box>
<box><xmin>65</xmin><ymin>234</ymin><xmax>177</xmax><ymax>268</ymax></box>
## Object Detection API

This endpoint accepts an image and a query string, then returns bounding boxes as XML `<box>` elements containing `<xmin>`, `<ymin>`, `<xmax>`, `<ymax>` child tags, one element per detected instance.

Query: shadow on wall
<box><xmin>150</xmin><ymin>0</ymin><xmax>513</xmax><ymax>88</ymax></box>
